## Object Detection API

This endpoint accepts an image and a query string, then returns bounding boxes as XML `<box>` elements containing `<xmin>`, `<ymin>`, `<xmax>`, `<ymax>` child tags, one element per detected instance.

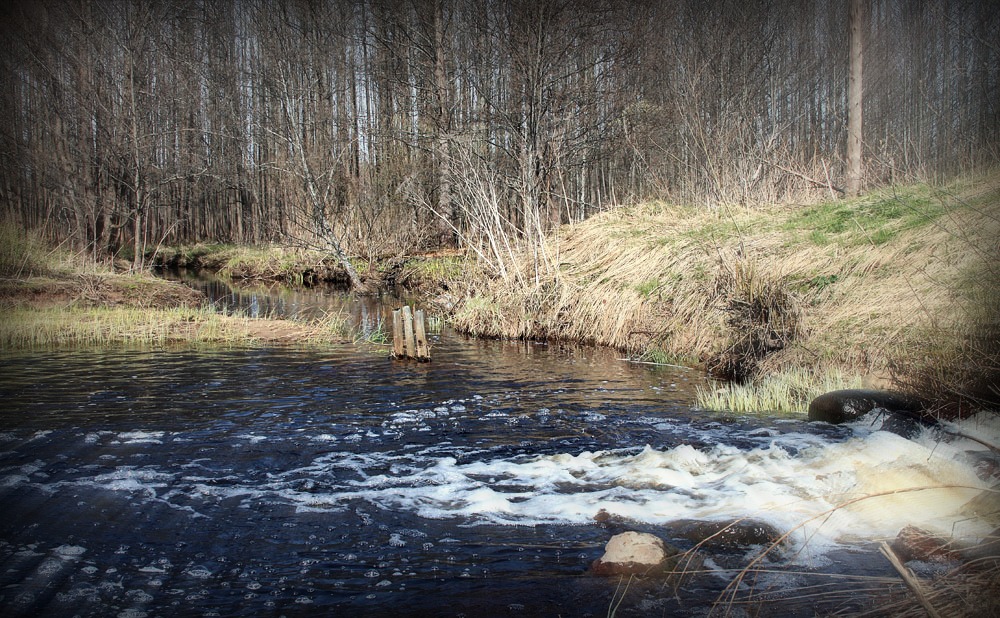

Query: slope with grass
<box><xmin>452</xmin><ymin>172</ymin><xmax>1000</xmax><ymax>415</ymax></box>
<box><xmin>0</xmin><ymin>226</ymin><xmax>351</xmax><ymax>348</ymax></box>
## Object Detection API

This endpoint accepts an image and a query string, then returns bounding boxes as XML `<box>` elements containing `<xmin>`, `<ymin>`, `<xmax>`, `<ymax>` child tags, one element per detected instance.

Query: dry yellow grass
<box><xmin>453</xmin><ymin>171</ymin><xmax>1000</xmax><ymax>408</ymax></box>
<box><xmin>0</xmin><ymin>306</ymin><xmax>350</xmax><ymax>348</ymax></box>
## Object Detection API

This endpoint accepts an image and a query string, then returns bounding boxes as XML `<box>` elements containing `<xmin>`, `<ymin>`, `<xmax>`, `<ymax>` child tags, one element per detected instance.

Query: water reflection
<box><xmin>165</xmin><ymin>269</ymin><xmax>401</xmax><ymax>340</ymax></box>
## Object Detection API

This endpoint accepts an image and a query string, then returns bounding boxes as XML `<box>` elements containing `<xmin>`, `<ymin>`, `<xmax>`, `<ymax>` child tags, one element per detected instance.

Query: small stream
<box><xmin>0</xmin><ymin>274</ymin><xmax>995</xmax><ymax>617</ymax></box>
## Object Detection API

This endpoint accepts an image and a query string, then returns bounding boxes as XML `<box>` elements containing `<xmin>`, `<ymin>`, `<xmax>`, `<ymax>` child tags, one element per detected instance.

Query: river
<box><xmin>0</xmin><ymin>275</ymin><xmax>995</xmax><ymax>617</ymax></box>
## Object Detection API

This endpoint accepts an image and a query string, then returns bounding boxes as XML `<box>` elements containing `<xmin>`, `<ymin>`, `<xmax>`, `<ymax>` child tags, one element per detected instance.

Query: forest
<box><xmin>1</xmin><ymin>0</ymin><xmax>998</xmax><ymax>278</ymax></box>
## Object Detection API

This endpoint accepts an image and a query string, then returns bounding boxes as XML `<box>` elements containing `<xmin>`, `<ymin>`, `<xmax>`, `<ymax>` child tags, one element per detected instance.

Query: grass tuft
<box><xmin>0</xmin><ymin>306</ymin><xmax>253</xmax><ymax>347</ymax></box>
<box><xmin>0</xmin><ymin>223</ymin><xmax>71</xmax><ymax>277</ymax></box>
<box><xmin>695</xmin><ymin>368</ymin><xmax>864</xmax><ymax>415</ymax></box>
<box><xmin>0</xmin><ymin>305</ymin><xmax>350</xmax><ymax>349</ymax></box>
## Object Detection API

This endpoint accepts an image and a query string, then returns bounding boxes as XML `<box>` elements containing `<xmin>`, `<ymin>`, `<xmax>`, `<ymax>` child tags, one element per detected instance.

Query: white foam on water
<box><xmin>270</xmin><ymin>412</ymin><xmax>995</xmax><ymax>563</ymax></box>
<box><xmin>114</xmin><ymin>431</ymin><xmax>165</xmax><ymax>445</ymax></box>
<box><xmin>76</xmin><ymin>467</ymin><xmax>175</xmax><ymax>498</ymax></box>
<box><xmin>53</xmin><ymin>545</ymin><xmax>87</xmax><ymax>558</ymax></box>
<box><xmin>41</xmin><ymin>411</ymin><xmax>996</xmax><ymax>567</ymax></box>
<box><xmin>1</xmin><ymin>474</ymin><xmax>29</xmax><ymax>488</ymax></box>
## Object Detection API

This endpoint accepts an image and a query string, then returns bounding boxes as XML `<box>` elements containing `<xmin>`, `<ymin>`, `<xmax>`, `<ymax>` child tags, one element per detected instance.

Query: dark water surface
<box><xmin>1</xmin><ymin>279</ymin><xmax>988</xmax><ymax>617</ymax></box>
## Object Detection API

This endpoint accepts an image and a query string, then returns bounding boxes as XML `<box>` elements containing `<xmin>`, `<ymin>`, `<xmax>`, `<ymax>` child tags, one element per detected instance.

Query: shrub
<box><xmin>706</xmin><ymin>258</ymin><xmax>802</xmax><ymax>382</ymax></box>
<box><xmin>0</xmin><ymin>223</ymin><xmax>55</xmax><ymax>277</ymax></box>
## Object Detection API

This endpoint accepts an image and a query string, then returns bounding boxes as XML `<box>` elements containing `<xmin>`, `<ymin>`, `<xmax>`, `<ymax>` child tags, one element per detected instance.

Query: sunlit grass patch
<box><xmin>783</xmin><ymin>184</ymin><xmax>948</xmax><ymax>247</ymax></box>
<box><xmin>695</xmin><ymin>368</ymin><xmax>865</xmax><ymax>415</ymax></box>
<box><xmin>0</xmin><ymin>305</ymin><xmax>349</xmax><ymax>349</ymax></box>
<box><xmin>402</xmin><ymin>255</ymin><xmax>467</xmax><ymax>281</ymax></box>
<box><xmin>452</xmin><ymin>294</ymin><xmax>507</xmax><ymax>337</ymax></box>
<box><xmin>158</xmin><ymin>243</ymin><xmax>344</xmax><ymax>285</ymax></box>
<box><xmin>215</xmin><ymin>246</ymin><xmax>316</xmax><ymax>284</ymax></box>
<box><xmin>0</xmin><ymin>306</ymin><xmax>256</xmax><ymax>347</ymax></box>
<box><xmin>632</xmin><ymin>348</ymin><xmax>696</xmax><ymax>367</ymax></box>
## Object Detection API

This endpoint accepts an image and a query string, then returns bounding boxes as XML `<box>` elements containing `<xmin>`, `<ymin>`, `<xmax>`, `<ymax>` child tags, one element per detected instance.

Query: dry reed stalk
<box><xmin>712</xmin><ymin>485</ymin><xmax>987</xmax><ymax>616</ymax></box>
<box><xmin>850</xmin><ymin>560</ymin><xmax>1000</xmax><ymax>617</ymax></box>
<box><xmin>879</xmin><ymin>541</ymin><xmax>944</xmax><ymax>618</ymax></box>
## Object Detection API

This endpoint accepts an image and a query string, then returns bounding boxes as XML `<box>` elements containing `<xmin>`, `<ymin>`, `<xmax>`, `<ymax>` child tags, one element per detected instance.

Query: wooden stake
<box><xmin>392</xmin><ymin>309</ymin><xmax>404</xmax><ymax>358</ymax></box>
<box><xmin>392</xmin><ymin>305</ymin><xmax>431</xmax><ymax>361</ymax></box>
<box><xmin>414</xmin><ymin>309</ymin><xmax>429</xmax><ymax>360</ymax></box>
<box><xmin>402</xmin><ymin>305</ymin><xmax>416</xmax><ymax>358</ymax></box>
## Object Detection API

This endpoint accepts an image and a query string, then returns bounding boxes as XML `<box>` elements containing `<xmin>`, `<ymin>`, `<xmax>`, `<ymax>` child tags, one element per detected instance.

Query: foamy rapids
<box><xmin>13</xmin><ymin>408</ymin><xmax>994</xmax><ymax>566</ymax></box>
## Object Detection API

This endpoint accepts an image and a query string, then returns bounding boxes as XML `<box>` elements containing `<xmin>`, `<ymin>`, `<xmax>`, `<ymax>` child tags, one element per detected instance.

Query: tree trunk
<box><xmin>847</xmin><ymin>0</ymin><xmax>864</xmax><ymax>196</ymax></box>
<box><xmin>433</xmin><ymin>0</ymin><xmax>455</xmax><ymax>244</ymax></box>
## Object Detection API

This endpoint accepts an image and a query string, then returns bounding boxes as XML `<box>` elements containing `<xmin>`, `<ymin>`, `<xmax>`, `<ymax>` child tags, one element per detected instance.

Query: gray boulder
<box><xmin>808</xmin><ymin>389</ymin><xmax>922</xmax><ymax>424</ymax></box>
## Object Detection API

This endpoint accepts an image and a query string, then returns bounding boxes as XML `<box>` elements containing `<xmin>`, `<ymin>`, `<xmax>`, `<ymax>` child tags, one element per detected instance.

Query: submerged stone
<box><xmin>807</xmin><ymin>389</ymin><xmax>922</xmax><ymax>424</ymax></box>
<box><xmin>668</xmin><ymin>518</ymin><xmax>782</xmax><ymax>552</ymax></box>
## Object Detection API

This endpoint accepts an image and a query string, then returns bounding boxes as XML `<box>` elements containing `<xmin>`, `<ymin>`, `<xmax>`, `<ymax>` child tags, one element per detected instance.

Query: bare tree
<box><xmin>1</xmin><ymin>0</ymin><xmax>997</xmax><ymax>269</ymax></box>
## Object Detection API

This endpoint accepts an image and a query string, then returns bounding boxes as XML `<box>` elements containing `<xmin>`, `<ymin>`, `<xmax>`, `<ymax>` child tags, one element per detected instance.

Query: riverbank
<box><xmin>450</xmin><ymin>171</ymin><xmax>1000</xmax><ymax>416</ymax></box>
<box><xmin>5</xmin><ymin>171</ymin><xmax>998</xmax><ymax>415</ymax></box>
<box><xmin>0</xmin><ymin>228</ymin><xmax>350</xmax><ymax>348</ymax></box>
<box><xmin>153</xmin><ymin>243</ymin><xmax>466</xmax><ymax>295</ymax></box>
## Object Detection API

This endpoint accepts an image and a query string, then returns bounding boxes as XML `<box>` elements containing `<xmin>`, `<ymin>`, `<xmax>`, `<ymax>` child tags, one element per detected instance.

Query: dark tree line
<box><xmin>1</xmin><ymin>0</ymin><xmax>997</xmax><ymax>271</ymax></box>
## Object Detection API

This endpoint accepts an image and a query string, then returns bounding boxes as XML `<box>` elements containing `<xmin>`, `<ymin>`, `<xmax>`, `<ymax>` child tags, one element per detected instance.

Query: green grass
<box><xmin>695</xmin><ymin>368</ymin><xmax>865</xmax><ymax>415</ymax></box>
<box><xmin>157</xmin><ymin>243</ymin><xmax>335</xmax><ymax>284</ymax></box>
<box><xmin>358</xmin><ymin>318</ymin><xmax>390</xmax><ymax>345</ymax></box>
<box><xmin>215</xmin><ymin>246</ymin><xmax>311</xmax><ymax>284</ymax></box>
<box><xmin>633</xmin><ymin>348</ymin><xmax>697</xmax><ymax>367</ymax></box>
<box><xmin>634</xmin><ymin>278</ymin><xmax>662</xmax><ymax>297</ymax></box>
<box><xmin>784</xmin><ymin>185</ymin><xmax>948</xmax><ymax>247</ymax></box>
<box><xmin>400</xmin><ymin>255</ymin><xmax>467</xmax><ymax>282</ymax></box>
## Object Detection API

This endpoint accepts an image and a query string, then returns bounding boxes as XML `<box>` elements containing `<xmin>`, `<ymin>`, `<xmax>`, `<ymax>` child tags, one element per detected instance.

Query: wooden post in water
<box><xmin>391</xmin><ymin>308</ymin><xmax>405</xmax><ymax>358</ymax></box>
<box><xmin>401</xmin><ymin>305</ymin><xmax>417</xmax><ymax>357</ymax></box>
<box><xmin>414</xmin><ymin>309</ymin><xmax>429</xmax><ymax>360</ymax></box>
<box><xmin>392</xmin><ymin>305</ymin><xmax>431</xmax><ymax>361</ymax></box>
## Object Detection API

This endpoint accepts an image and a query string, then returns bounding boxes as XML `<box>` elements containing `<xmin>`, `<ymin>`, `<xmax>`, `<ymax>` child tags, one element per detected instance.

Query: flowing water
<box><xmin>1</xmin><ymin>276</ymin><xmax>996</xmax><ymax>617</ymax></box>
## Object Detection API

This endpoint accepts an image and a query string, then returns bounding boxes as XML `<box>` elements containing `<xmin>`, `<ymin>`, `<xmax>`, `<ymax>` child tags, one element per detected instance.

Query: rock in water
<box><xmin>891</xmin><ymin>525</ymin><xmax>959</xmax><ymax>563</ymax></box>
<box><xmin>590</xmin><ymin>531</ymin><xmax>681</xmax><ymax>576</ymax></box>
<box><xmin>807</xmin><ymin>389</ymin><xmax>922</xmax><ymax>424</ymax></box>
<box><xmin>669</xmin><ymin>519</ymin><xmax>782</xmax><ymax>552</ymax></box>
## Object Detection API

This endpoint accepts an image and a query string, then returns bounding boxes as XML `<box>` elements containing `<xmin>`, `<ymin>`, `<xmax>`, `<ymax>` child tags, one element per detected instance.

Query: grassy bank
<box><xmin>0</xmin><ymin>305</ymin><xmax>344</xmax><ymax>348</ymax></box>
<box><xmin>154</xmin><ymin>243</ymin><xmax>467</xmax><ymax>294</ymax></box>
<box><xmin>452</xmin><ymin>172</ymin><xmax>1000</xmax><ymax>415</ymax></box>
<box><xmin>0</xmin><ymin>227</ymin><xmax>350</xmax><ymax>349</ymax></box>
